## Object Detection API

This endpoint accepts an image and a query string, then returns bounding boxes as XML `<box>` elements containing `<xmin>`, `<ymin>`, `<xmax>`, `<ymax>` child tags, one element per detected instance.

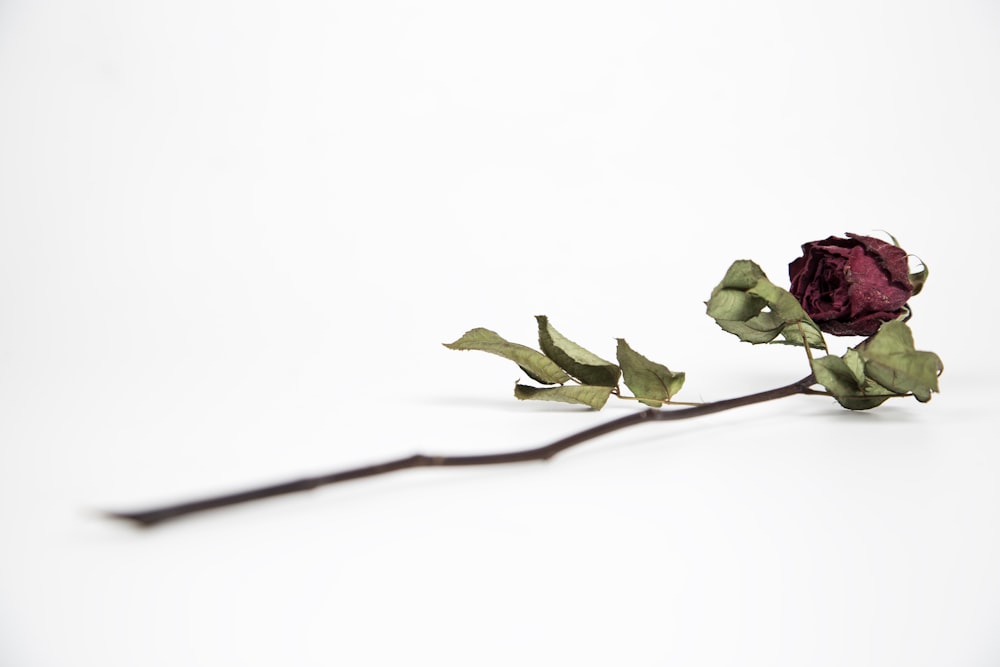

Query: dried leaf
<box><xmin>811</xmin><ymin>354</ymin><xmax>893</xmax><ymax>411</ymax></box>
<box><xmin>615</xmin><ymin>339</ymin><xmax>685</xmax><ymax>407</ymax></box>
<box><xmin>514</xmin><ymin>384</ymin><xmax>613</xmax><ymax>410</ymax></box>
<box><xmin>536</xmin><ymin>316</ymin><xmax>621</xmax><ymax>387</ymax></box>
<box><xmin>444</xmin><ymin>328</ymin><xmax>570</xmax><ymax>385</ymax></box>
<box><xmin>857</xmin><ymin>320</ymin><xmax>943</xmax><ymax>402</ymax></box>
<box><xmin>706</xmin><ymin>260</ymin><xmax>826</xmax><ymax>350</ymax></box>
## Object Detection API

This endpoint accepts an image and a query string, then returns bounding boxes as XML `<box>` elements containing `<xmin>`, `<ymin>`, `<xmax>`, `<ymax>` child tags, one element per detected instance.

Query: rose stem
<box><xmin>105</xmin><ymin>374</ymin><xmax>819</xmax><ymax>528</ymax></box>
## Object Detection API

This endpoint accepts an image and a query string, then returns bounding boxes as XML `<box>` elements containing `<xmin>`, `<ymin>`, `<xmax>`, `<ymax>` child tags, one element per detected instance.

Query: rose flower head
<box><xmin>789</xmin><ymin>233</ymin><xmax>914</xmax><ymax>336</ymax></box>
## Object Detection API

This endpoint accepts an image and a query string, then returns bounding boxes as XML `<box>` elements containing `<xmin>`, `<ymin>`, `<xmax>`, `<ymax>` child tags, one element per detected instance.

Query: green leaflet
<box><xmin>514</xmin><ymin>384</ymin><xmax>613</xmax><ymax>410</ymax></box>
<box><xmin>706</xmin><ymin>260</ymin><xmax>826</xmax><ymax>350</ymax></box>
<box><xmin>443</xmin><ymin>328</ymin><xmax>570</xmax><ymax>385</ymax></box>
<box><xmin>842</xmin><ymin>347</ymin><xmax>867</xmax><ymax>386</ymax></box>
<box><xmin>615</xmin><ymin>339</ymin><xmax>685</xmax><ymax>407</ymax></box>
<box><xmin>811</xmin><ymin>321</ymin><xmax>943</xmax><ymax>409</ymax></box>
<box><xmin>536</xmin><ymin>315</ymin><xmax>621</xmax><ymax>387</ymax></box>
<box><xmin>857</xmin><ymin>320</ymin><xmax>943</xmax><ymax>402</ymax></box>
<box><xmin>747</xmin><ymin>280</ymin><xmax>826</xmax><ymax>349</ymax></box>
<box><xmin>811</xmin><ymin>351</ymin><xmax>894</xmax><ymax>411</ymax></box>
<box><xmin>712</xmin><ymin>259</ymin><xmax>768</xmax><ymax>291</ymax></box>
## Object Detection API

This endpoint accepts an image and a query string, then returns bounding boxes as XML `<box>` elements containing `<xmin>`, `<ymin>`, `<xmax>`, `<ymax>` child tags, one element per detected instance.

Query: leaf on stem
<box><xmin>811</xmin><ymin>321</ymin><xmax>943</xmax><ymax>409</ymax></box>
<box><xmin>444</xmin><ymin>328</ymin><xmax>570</xmax><ymax>385</ymax></box>
<box><xmin>615</xmin><ymin>338</ymin><xmax>685</xmax><ymax>407</ymax></box>
<box><xmin>536</xmin><ymin>315</ymin><xmax>621</xmax><ymax>387</ymax></box>
<box><xmin>811</xmin><ymin>350</ymin><xmax>894</xmax><ymax>410</ymax></box>
<box><xmin>514</xmin><ymin>383</ymin><xmax>613</xmax><ymax>410</ymax></box>
<box><xmin>856</xmin><ymin>320</ymin><xmax>943</xmax><ymax>402</ymax></box>
<box><xmin>706</xmin><ymin>260</ymin><xmax>826</xmax><ymax>349</ymax></box>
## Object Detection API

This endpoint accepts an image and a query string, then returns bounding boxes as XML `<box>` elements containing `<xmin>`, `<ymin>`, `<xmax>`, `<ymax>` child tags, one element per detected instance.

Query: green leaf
<box><xmin>705</xmin><ymin>261</ymin><xmax>768</xmax><ymax>322</ymax></box>
<box><xmin>615</xmin><ymin>338</ymin><xmax>685</xmax><ymax>407</ymax></box>
<box><xmin>856</xmin><ymin>320</ymin><xmax>943</xmax><ymax>402</ymax></box>
<box><xmin>842</xmin><ymin>348</ymin><xmax>868</xmax><ymax>386</ymax></box>
<box><xmin>715</xmin><ymin>258</ymin><xmax>769</xmax><ymax>290</ymax></box>
<box><xmin>536</xmin><ymin>315</ymin><xmax>621</xmax><ymax>387</ymax></box>
<box><xmin>811</xmin><ymin>325</ymin><xmax>943</xmax><ymax>410</ymax></box>
<box><xmin>811</xmin><ymin>353</ymin><xmax>894</xmax><ymax>410</ymax></box>
<box><xmin>443</xmin><ymin>328</ymin><xmax>570</xmax><ymax>385</ymax></box>
<box><xmin>705</xmin><ymin>288</ymin><xmax>768</xmax><ymax>322</ymax></box>
<box><xmin>747</xmin><ymin>280</ymin><xmax>827</xmax><ymax>348</ymax></box>
<box><xmin>714</xmin><ymin>312</ymin><xmax>787</xmax><ymax>344</ymax></box>
<box><xmin>514</xmin><ymin>383</ymin><xmax>613</xmax><ymax>410</ymax></box>
<box><xmin>706</xmin><ymin>260</ymin><xmax>826</xmax><ymax>350</ymax></box>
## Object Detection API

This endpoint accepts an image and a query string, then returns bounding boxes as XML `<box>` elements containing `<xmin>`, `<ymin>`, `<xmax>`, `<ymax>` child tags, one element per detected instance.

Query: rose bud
<box><xmin>788</xmin><ymin>233</ymin><xmax>914</xmax><ymax>336</ymax></box>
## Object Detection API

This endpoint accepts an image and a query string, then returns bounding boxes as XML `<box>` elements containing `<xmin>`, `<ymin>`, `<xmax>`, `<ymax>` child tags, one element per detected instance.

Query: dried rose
<box><xmin>788</xmin><ymin>233</ymin><xmax>913</xmax><ymax>336</ymax></box>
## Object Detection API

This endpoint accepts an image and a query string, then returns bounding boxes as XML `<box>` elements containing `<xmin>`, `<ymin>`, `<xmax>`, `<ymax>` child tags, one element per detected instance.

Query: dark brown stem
<box><xmin>106</xmin><ymin>374</ymin><xmax>817</xmax><ymax>528</ymax></box>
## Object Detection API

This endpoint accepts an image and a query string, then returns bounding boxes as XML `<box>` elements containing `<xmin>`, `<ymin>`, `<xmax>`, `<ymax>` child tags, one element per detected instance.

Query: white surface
<box><xmin>2</xmin><ymin>1</ymin><xmax>999</xmax><ymax>665</ymax></box>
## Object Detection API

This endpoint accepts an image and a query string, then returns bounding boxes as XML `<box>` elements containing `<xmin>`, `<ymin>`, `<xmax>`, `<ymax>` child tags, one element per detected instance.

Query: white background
<box><xmin>2</xmin><ymin>1</ymin><xmax>999</xmax><ymax>665</ymax></box>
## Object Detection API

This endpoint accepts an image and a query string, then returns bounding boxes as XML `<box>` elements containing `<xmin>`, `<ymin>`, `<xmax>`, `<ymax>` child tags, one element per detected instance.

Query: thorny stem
<box><xmin>106</xmin><ymin>374</ymin><xmax>819</xmax><ymax>528</ymax></box>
